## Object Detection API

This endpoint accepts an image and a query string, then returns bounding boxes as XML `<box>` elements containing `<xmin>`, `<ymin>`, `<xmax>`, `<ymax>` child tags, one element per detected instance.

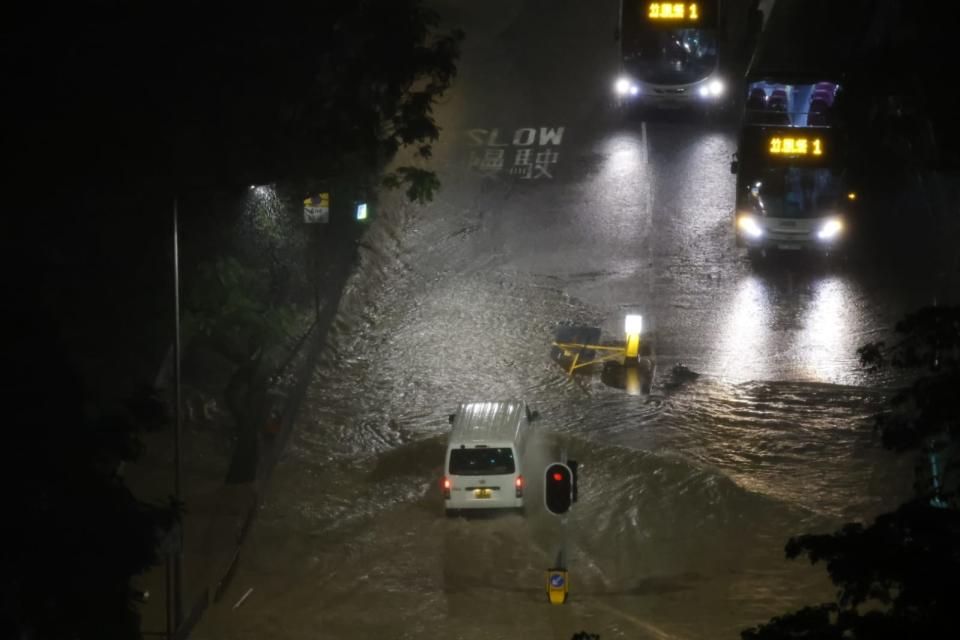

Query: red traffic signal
<box><xmin>545</xmin><ymin>462</ymin><xmax>573</xmax><ymax>515</ymax></box>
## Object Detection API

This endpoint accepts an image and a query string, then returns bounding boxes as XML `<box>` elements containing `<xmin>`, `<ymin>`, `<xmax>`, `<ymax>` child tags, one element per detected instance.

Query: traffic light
<box><xmin>545</xmin><ymin>463</ymin><xmax>573</xmax><ymax>515</ymax></box>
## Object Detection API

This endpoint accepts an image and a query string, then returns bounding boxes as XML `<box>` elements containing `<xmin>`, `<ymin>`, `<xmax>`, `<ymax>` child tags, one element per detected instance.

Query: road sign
<box><xmin>546</xmin><ymin>568</ymin><xmax>568</xmax><ymax>604</ymax></box>
<box><xmin>303</xmin><ymin>193</ymin><xmax>330</xmax><ymax>224</ymax></box>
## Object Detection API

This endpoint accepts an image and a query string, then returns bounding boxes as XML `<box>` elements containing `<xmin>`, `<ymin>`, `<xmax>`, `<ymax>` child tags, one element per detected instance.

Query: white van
<box><xmin>443</xmin><ymin>401</ymin><xmax>537</xmax><ymax>513</ymax></box>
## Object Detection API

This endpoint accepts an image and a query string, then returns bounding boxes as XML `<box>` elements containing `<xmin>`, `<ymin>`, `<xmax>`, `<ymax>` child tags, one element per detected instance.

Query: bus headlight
<box><xmin>616</xmin><ymin>76</ymin><xmax>639</xmax><ymax>96</ymax></box>
<box><xmin>737</xmin><ymin>215</ymin><xmax>764</xmax><ymax>239</ymax></box>
<box><xmin>699</xmin><ymin>79</ymin><xmax>725</xmax><ymax>98</ymax></box>
<box><xmin>817</xmin><ymin>218</ymin><xmax>844</xmax><ymax>241</ymax></box>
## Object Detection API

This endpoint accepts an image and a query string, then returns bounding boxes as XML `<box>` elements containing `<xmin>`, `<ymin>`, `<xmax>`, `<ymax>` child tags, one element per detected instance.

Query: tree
<box><xmin>1</xmin><ymin>322</ymin><xmax>176</xmax><ymax>639</ymax></box>
<box><xmin>859</xmin><ymin>306</ymin><xmax>960</xmax><ymax>462</ymax></box>
<box><xmin>162</xmin><ymin>0</ymin><xmax>464</xmax><ymax>201</ymax></box>
<box><xmin>183</xmin><ymin>257</ymin><xmax>298</xmax><ymax>483</ymax></box>
<box><xmin>841</xmin><ymin>2</ymin><xmax>960</xmax><ymax>174</ymax></box>
<box><xmin>742</xmin><ymin>503</ymin><xmax>960</xmax><ymax>640</ymax></box>
<box><xmin>742</xmin><ymin>306</ymin><xmax>960</xmax><ymax>639</ymax></box>
<box><xmin>6</xmin><ymin>0</ymin><xmax>463</xmax><ymax>205</ymax></box>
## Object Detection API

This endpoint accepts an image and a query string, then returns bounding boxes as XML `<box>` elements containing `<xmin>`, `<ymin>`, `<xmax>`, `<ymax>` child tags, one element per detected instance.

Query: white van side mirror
<box><xmin>448</xmin><ymin>413</ymin><xmax>456</xmax><ymax>424</ymax></box>
<box><xmin>527</xmin><ymin>409</ymin><xmax>540</xmax><ymax>422</ymax></box>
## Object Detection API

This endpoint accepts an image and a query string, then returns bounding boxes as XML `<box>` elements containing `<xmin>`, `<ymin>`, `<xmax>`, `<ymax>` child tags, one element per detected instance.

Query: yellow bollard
<box><xmin>546</xmin><ymin>568</ymin><xmax>569</xmax><ymax>604</ymax></box>
<box><xmin>624</xmin><ymin>332</ymin><xmax>641</xmax><ymax>359</ymax></box>
<box><xmin>624</xmin><ymin>314</ymin><xmax>643</xmax><ymax>359</ymax></box>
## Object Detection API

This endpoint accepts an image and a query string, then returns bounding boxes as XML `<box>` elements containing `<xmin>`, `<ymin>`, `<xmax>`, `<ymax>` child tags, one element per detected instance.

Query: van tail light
<box><xmin>515</xmin><ymin>475</ymin><xmax>524</xmax><ymax>498</ymax></box>
<box><xmin>442</xmin><ymin>477</ymin><xmax>451</xmax><ymax>500</ymax></box>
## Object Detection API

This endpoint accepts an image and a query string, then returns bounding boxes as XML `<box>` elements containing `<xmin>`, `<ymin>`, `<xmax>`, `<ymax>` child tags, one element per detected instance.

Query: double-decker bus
<box><xmin>730</xmin><ymin>0</ymin><xmax>874</xmax><ymax>255</ymax></box>
<box><xmin>732</xmin><ymin>122</ymin><xmax>852</xmax><ymax>255</ymax></box>
<box><xmin>614</xmin><ymin>1</ymin><xmax>758</xmax><ymax>109</ymax></box>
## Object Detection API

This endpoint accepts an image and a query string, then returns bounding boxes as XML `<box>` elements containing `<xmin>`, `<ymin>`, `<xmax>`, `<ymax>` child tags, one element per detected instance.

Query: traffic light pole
<box><xmin>171</xmin><ymin>197</ymin><xmax>184</xmax><ymax>630</ymax></box>
<box><xmin>546</xmin><ymin>450</ymin><xmax>572</xmax><ymax>604</ymax></box>
<box><xmin>547</xmin><ymin>526</ymin><xmax>570</xmax><ymax>604</ymax></box>
<box><xmin>557</xmin><ymin>518</ymin><xmax>567</xmax><ymax>569</ymax></box>
<box><xmin>559</xmin><ymin>448</ymin><xmax>568</xmax><ymax>569</ymax></box>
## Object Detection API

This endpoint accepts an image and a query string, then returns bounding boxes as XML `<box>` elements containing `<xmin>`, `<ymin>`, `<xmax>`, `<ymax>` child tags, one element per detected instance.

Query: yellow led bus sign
<box><xmin>768</xmin><ymin>136</ymin><xmax>824</xmax><ymax>157</ymax></box>
<box><xmin>648</xmin><ymin>2</ymin><xmax>699</xmax><ymax>21</ymax></box>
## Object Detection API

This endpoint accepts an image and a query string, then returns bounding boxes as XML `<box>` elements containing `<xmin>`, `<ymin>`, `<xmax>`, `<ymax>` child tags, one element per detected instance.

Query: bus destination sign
<box><xmin>763</xmin><ymin>129</ymin><xmax>830</xmax><ymax>162</ymax></box>
<box><xmin>644</xmin><ymin>1</ymin><xmax>717</xmax><ymax>27</ymax></box>
<box><xmin>647</xmin><ymin>2</ymin><xmax>700</xmax><ymax>22</ymax></box>
<box><xmin>767</xmin><ymin>134</ymin><xmax>825</xmax><ymax>158</ymax></box>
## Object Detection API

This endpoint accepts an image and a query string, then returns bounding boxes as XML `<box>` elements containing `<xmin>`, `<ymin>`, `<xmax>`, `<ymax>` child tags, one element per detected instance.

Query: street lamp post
<box><xmin>172</xmin><ymin>197</ymin><xmax>184</xmax><ymax>631</ymax></box>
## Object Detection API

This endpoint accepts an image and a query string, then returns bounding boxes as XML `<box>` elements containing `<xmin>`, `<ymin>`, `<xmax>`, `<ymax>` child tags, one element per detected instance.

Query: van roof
<box><xmin>448</xmin><ymin>401</ymin><xmax>526</xmax><ymax>445</ymax></box>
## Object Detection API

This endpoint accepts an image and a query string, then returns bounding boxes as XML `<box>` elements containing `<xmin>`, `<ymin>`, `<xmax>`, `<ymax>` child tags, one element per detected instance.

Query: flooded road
<box><xmin>195</xmin><ymin>1</ymin><xmax>944</xmax><ymax>638</ymax></box>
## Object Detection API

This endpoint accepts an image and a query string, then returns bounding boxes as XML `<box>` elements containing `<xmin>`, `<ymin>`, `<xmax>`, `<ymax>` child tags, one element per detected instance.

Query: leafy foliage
<box><xmin>7</xmin><ymin>0</ymin><xmax>463</xmax><ymax>203</ymax></box>
<box><xmin>743</xmin><ymin>306</ymin><xmax>960</xmax><ymax>639</ymax></box>
<box><xmin>184</xmin><ymin>257</ymin><xmax>297</xmax><ymax>364</ymax></box>
<box><xmin>743</xmin><ymin>503</ymin><xmax>960</xmax><ymax>640</ymax></box>
<box><xmin>382</xmin><ymin>166</ymin><xmax>443</xmax><ymax>204</ymax></box>
<box><xmin>183</xmin><ymin>257</ymin><xmax>300</xmax><ymax>483</ymax></box>
<box><xmin>3</xmin><ymin>1</ymin><xmax>460</xmax><ymax>635</ymax></box>
<box><xmin>857</xmin><ymin>306</ymin><xmax>960</xmax><ymax>482</ymax></box>
<box><xmin>842</xmin><ymin>2</ymin><xmax>960</xmax><ymax>171</ymax></box>
<box><xmin>783</xmin><ymin>504</ymin><xmax>960</xmax><ymax>615</ymax></box>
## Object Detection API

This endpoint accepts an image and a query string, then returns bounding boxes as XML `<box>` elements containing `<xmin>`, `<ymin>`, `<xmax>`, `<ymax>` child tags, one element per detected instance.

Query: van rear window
<box><xmin>449</xmin><ymin>448</ymin><xmax>515</xmax><ymax>475</ymax></box>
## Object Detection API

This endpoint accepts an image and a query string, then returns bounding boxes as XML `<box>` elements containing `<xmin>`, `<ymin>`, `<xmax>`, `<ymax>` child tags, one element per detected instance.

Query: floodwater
<box><xmin>194</xmin><ymin>1</ymin><xmax>948</xmax><ymax>638</ymax></box>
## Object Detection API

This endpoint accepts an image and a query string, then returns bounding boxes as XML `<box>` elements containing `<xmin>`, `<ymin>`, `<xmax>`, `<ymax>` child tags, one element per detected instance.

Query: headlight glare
<box><xmin>817</xmin><ymin>218</ymin><xmax>844</xmax><ymax>240</ymax></box>
<box><xmin>709</xmin><ymin>79</ymin><xmax>724</xmax><ymax>96</ymax></box>
<box><xmin>615</xmin><ymin>77</ymin><xmax>631</xmax><ymax>95</ymax></box>
<box><xmin>737</xmin><ymin>215</ymin><xmax>764</xmax><ymax>239</ymax></box>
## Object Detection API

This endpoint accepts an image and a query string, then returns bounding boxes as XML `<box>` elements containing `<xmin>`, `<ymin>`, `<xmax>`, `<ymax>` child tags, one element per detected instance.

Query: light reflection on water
<box><xmin>585</xmin><ymin>130</ymin><xmax>652</xmax><ymax>255</ymax></box>
<box><xmin>714</xmin><ymin>275</ymin><xmax>774</xmax><ymax>382</ymax></box>
<box><xmin>712</xmin><ymin>271</ymin><xmax>867</xmax><ymax>385</ymax></box>
<box><xmin>599</xmin><ymin>132</ymin><xmax>644</xmax><ymax>182</ymax></box>
<box><xmin>797</xmin><ymin>276</ymin><xmax>860</xmax><ymax>383</ymax></box>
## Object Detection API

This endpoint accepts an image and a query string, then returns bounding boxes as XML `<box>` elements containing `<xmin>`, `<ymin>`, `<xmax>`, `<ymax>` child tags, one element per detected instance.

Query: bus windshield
<box><xmin>622</xmin><ymin>27</ymin><xmax>718</xmax><ymax>85</ymax></box>
<box><xmin>749</xmin><ymin>167</ymin><xmax>844</xmax><ymax>219</ymax></box>
<box><xmin>744</xmin><ymin>80</ymin><xmax>841</xmax><ymax>127</ymax></box>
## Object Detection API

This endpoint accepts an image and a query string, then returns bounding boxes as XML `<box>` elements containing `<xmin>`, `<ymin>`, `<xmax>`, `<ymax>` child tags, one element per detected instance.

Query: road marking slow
<box><xmin>466</xmin><ymin>126</ymin><xmax>566</xmax><ymax>179</ymax></box>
